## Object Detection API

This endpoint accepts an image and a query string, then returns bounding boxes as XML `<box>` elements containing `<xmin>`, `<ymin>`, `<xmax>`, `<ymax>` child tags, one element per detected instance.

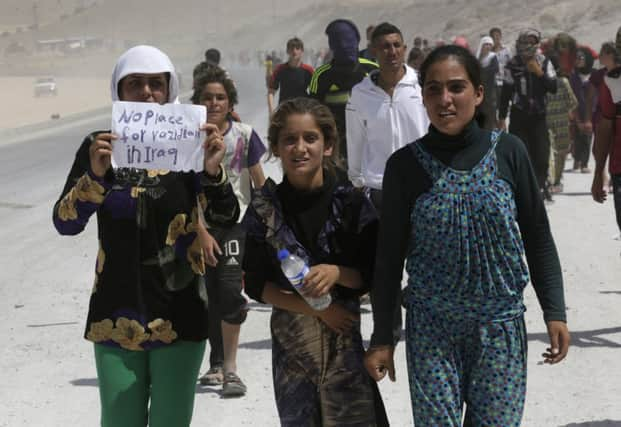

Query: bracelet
<box><xmin>200</xmin><ymin>165</ymin><xmax>227</xmax><ymax>187</ymax></box>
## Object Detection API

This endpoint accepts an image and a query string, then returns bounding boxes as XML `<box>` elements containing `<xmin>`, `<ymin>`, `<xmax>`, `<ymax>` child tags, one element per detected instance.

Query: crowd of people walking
<box><xmin>52</xmin><ymin>16</ymin><xmax>621</xmax><ymax>426</ymax></box>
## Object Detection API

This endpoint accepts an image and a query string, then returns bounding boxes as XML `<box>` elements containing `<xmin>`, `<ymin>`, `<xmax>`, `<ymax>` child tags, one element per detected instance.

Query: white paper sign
<box><xmin>110</xmin><ymin>101</ymin><xmax>207</xmax><ymax>171</ymax></box>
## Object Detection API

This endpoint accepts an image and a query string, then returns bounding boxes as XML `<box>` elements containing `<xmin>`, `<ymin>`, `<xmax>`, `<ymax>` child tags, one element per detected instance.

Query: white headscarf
<box><xmin>476</xmin><ymin>36</ymin><xmax>496</xmax><ymax>68</ymax></box>
<box><xmin>110</xmin><ymin>45</ymin><xmax>179</xmax><ymax>103</ymax></box>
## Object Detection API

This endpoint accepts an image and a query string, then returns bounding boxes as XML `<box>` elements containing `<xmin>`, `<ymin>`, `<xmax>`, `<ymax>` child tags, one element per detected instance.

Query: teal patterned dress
<box><xmin>404</xmin><ymin>130</ymin><xmax>530</xmax><ymax>426</ymax></box>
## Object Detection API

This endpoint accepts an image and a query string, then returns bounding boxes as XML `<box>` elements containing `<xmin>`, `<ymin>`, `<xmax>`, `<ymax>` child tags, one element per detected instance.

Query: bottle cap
<box><xmin>277</xmin><ymin>249</ymin><xmax>290</xmax><ymax>261</ymax></box>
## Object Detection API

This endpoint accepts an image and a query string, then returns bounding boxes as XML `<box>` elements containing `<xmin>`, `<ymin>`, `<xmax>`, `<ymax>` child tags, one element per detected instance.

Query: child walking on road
<box><xmin>242</xmin><ymin>97</ymin><xmax>387</xmax><ymax>426</ymax></box>
<box><xmin>192</xmin><ymin>66</ymin><xmax>267</xmax><ymax>396</ymax></box>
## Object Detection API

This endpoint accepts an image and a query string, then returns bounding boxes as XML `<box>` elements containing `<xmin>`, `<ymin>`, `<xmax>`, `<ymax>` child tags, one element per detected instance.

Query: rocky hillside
<box><xmin>1</xmin><ymin>0</ymin><xmax>619</xmax><ymax>76</ymax></box>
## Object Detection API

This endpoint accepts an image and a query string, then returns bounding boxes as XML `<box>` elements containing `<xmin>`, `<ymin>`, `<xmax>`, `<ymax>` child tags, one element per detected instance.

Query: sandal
<box><xmin>550</xmin><ymin>184</ymin><xmax>563</xmax><ymax>194</ymax></box>
<box><xmin>222</xmin><ymin>372</ymin><xmax>247</xmax><ymax>397</ymax></box>
<box><xmin>199</xmin><ymin>365</ymin><xmax>224</xmax><ymax>386</ymax></box>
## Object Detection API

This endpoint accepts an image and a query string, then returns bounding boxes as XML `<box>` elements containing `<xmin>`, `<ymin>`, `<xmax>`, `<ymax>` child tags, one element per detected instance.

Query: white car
<box><xmin>34</xmin><ymin>77</ymin><xmax>58</xmax><ymax>97</ymax></box>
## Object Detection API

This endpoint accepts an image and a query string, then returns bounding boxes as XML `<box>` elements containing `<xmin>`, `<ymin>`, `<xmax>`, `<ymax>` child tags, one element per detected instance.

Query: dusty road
<box><xmin>0</xmin><ymin>65</ymin><xmax>619</xmax><ymax>426</ymax></box>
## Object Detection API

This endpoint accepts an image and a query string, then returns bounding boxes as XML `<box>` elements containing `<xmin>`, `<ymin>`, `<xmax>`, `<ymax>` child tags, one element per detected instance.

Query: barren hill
<box><xmin>1</xmin><ymin>0</ymin><xmax>620</xmax><ymax>77</ymax></box>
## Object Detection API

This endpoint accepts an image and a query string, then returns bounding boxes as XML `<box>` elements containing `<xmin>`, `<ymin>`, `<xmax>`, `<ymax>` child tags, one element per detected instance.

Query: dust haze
<box><xmin>1</xmin><ymin>2</ymin><xmax>621</xmax><ymax>426</ymax></box>
<box><xmin>1</xmin><ymin>0</ymin><xmax>620</xmax><ymax>82</ymax></box>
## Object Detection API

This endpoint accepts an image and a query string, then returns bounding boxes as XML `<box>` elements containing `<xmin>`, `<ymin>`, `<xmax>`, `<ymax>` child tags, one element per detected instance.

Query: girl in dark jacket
<box><xmin>242</xmin><ymin>97</ymin><xmax>386</xmax><ymax>426</ymax></box>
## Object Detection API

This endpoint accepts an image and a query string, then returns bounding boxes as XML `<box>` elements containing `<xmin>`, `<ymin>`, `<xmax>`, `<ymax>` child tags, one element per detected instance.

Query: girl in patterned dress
<box><xmin>53</xmin><ymin>45</ymin><xmax>239</xmax><ymax>427</ymax></box>
<box><xmin>364</xmin><ymin>45</ymin><xmax>570</xmax><ymax>426</ymax></box>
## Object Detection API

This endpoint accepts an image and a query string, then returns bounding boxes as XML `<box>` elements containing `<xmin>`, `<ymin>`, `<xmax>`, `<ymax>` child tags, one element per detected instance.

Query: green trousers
<box><xmin>94</xmin><ymin>340</ymin><xmax>206</xmax><ymax>427</ymax></box>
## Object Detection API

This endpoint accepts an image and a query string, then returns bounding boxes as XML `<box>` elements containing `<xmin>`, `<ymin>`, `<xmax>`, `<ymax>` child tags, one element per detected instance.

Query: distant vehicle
<box><xmin>34</xmin><ymin>77</ymin><xmax>58</xmax><ymax>97</ymax></box>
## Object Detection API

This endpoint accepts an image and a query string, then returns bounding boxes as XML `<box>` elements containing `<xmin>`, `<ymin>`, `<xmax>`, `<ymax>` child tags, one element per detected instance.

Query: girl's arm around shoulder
<box><xmin>52</xmin><ymin>132</ymin><xmax>113</xmax><ymax>235</ymax></box>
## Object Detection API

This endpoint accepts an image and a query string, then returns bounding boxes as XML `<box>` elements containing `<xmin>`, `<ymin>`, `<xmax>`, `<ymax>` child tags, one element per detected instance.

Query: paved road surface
<box><xmin>0</xmin><ymin>65</ymin><xmax>620</xmax><ymax>426</ymax></box>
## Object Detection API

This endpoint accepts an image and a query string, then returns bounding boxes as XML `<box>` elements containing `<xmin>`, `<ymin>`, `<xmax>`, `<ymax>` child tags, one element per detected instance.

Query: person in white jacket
<box><xmin>346</xmin><ymin>22</ymin><xmax>429</xmax><ymax>208</ymax></box>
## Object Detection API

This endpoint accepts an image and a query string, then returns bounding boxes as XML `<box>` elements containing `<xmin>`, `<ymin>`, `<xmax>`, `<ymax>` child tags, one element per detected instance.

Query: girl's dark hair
<box><xmin>418</xmin><ymin>45</ymin><xmax>482</xmax><ymax>87</ymax></box>
<box><xmin>418</xmin><ymin>45</ymin><xmax>485</xmax><ymax>127</ymax></box>
<box><xmin>268</xmin><ymin>97</ymin><xmax>341</xmax><ymax>170</ymax></box>
<box><xmin>191</xmin><ymin>66</ymin><xmax>238</xmax><ymax>106</ymax></box>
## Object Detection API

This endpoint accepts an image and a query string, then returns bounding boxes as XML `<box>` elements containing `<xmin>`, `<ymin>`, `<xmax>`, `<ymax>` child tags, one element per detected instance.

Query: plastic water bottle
<box><xmin>277</xmin><ymin>249</ymin><xmax>332</xmax><ymax>310</ymax></box>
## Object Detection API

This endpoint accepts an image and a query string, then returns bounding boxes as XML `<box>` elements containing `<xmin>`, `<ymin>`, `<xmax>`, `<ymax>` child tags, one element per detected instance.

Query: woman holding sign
<box><xmin>192</xmin><ymin>66</ymin><xmax>267</xmax><ymax>396</ymax></box>
<box><xmin>52</xmin><ymin>45</ymin><xmax>239</xmax><ymax>427</ymax></box>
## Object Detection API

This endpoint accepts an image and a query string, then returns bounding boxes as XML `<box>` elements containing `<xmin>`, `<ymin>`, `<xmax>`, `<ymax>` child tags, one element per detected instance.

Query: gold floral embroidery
<box><xmin>57</xmin><ymin>189</ymin><xmax>78</xmax><ymax>221</ymax></box>
<box><xmin>57</xmin><ymin>173</ymin><xmax>106</xmax><ymax>222</ymax></box>
<box><xmin>197</xmin><ymin>193</ymin><xmax>208</xmax><ymax>211</ymax></box>
<box><xmin>110</xmin><ymin>317</ymin><xmax>150</xmax><ymax>351</ymax></box>
<box><xmin>147</xmin><ymin>169</ymin><xmax>170</xmax><ymax>178</ymax></box>
<box><xmin>130</xmin><ymin>187</ymin><xmax>146</xmax><ymax>198</ymax></box>
<box><xmin>148</xmin><ymin>319</ymin><xmax>178</xmax><ymax>343</ymax></box>
<box><xmin>187</xmin><ymin>236</ymin><xmax>206</xmax><ymax>275</ymax></box>
<box><xmin>186</xmin><ymin>207</ymin><xmax>199</xmax><ymax>233</ymax></box>
<box><xmin>166</xmin><ymin>214</ymin><xmax>188</xmax><ymax>245</ymax></box>
<box><xmin>86</xmin><ymin>319</ymin><xmax>113</xmax><ymax>342</ymax></box>
<box><xmin>75</xmin><ymin>174</ymin><xmax>105</xmax><ymax>204</ymax></box>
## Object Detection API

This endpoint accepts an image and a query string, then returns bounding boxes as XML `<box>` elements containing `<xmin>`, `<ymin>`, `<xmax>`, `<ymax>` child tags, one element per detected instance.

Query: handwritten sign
<box><xmin>110</xmin><ymin>101</ymin><xmax>207</xmax><ymax>171</ymax></box>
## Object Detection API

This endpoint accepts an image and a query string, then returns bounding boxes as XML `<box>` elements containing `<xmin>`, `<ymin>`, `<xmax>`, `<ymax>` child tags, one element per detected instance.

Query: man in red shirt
<box><xmin>592</xmin><ymin>26</ymin><xmax>621</xmax><ymax>236</ymax></box>
<box><xmin>267</xmin><ymin>37</ymin><xmax>314</xmax><ymax>116</ymax></box>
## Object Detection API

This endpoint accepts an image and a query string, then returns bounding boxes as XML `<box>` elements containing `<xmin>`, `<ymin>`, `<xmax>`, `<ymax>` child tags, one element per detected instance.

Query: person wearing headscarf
<box><xmin>53</xmin><ymin>45</ymin><xmax>239</xmax><ymax>427</ymax></box>
<box><xmin>308</xmin><ymin>19</ymin><xmax>378</xmax><ymax>164</ymax></box>
<box><xmin>476</xmin><ymin>36</ymin><xmax>500</xmax><ymax>130</ymax></box>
